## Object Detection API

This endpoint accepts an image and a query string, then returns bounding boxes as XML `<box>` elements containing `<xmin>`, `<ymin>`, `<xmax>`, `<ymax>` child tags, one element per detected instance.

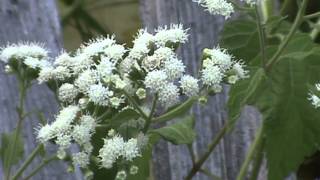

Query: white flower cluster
<box><xmin>98</xmin><ymin>134</ymin><xmax>141</xmax><ymax>169</ymax></box>
<box><xmin>193</xmin><ymin>0</ymin><xmax>234</xmax><ymax>19</ymax></box>
<box><xmin>36</xmin><ymin>106</ymin><xmax>95</xmax><ymax>168</ymax></box>
<box><xmin>0</xmin><ymin>42</ymin><xmax>49</xmax><ymax>71</ymax></box>
<box><xmin>201</xmin><ymin>47</ymin><xmax>247</xmax><ymax>92</ymax></box>
<box><xmin>309</xmin><ymin>84</ymin><xmax>320</xmax><ymax>108</ymax></box>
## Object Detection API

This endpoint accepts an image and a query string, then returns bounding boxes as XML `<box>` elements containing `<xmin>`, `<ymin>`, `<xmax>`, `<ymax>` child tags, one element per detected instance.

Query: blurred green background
<box><xmin>57</xmin><ymin>0</ymin><xmax>141</xmax><ymax>50</ymax></box>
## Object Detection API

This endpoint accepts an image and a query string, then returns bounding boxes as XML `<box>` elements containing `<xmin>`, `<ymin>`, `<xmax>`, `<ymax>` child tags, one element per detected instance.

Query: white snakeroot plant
<box><xmin>0</xmin><ymin>14</ymin><xmax>248</xmax><ymax>179</ymax></box>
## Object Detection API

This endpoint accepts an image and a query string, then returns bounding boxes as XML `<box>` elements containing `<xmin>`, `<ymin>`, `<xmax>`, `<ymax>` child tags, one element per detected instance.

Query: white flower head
<box><xmin>204</xmin><ymin>47</ymin><xmax>233</xmax><ymax>72</ymax></box>
<box><xmin>75</xmin><ymin>69</ymin><xmax>99</xmax><ymax>93</ymax></box>
<box><xmin>201</xmin><ymin>65</ymin><xmax>223</xmax><ymax>86</ymax></box>
<box><xmin>56</xmin><ymin>133</ymin><xmax>72</xmax><ymax>149</ymax></box>
<box><xmin>232</xmin><ymin>61</ymin><xmax>248</xmax><ymax>79</ymax></box>
<box><xmin>36</xmin><ymin>124</ymin><xmax>54</xmax><ymax>143</ymax></box>
<box><xmin>130</xmin><ymin>165</ymin><xmax>139</xmax><ymax>175</ymax></box>
<box><xmin>110</xmin><ymin>97</ymin><xmax>124</xmax><ymax>108</ymax></box>
<box><xmin>136</xmin><ymin>88</ymin><xmax>147</xmax><ymax>99</ymax></box>
<box><xmin>163</xmin><ymin>57</ymin><xmax>185</xmax><ymax>80</ymax></box>
<box><xmin>99</xmin><ymin>135</ymin><xmax>125</xmax><ymax>169</ymax></box>
<box><xmin>115</xmin><ymin>170</ymin><xmax>127</xmax><ymax>180</ymax></box>
<box><xmin>23</xmin><ymin>57</ymin><xmax>41</xmax><ymax>69</ymax></box>
<box><xmin>52</xmin><ymin>66</ymin><xmax>72</xmax><ymax>81</ymax></box>
<box><xmin>154</xmin><ymin>47</ymin><xmax>175</xmax><ymax>61</ymax></box>
<box><xmin>158</xmin><ymin>83</ymin><xmax>180</xmax><ymax>107</ymax></box>
<box><xmin>104</xmin><ymin>44</ymin><xmax>126</xmax><ymax>61</ymax></box>
<box><xmin>144</xmin><ymin>70</ymin><xmax>168</xmax><ymax>92</ymax></box>
<box><xmin>88</xmin><ymin>84</ymin><xmax>111</xmax><ymax>106</ymax></box>
<box><xmin>51</xmin><ymin>105</ymin><xmax>80</xmax><ymax>135</ymax></box>
<box><xmin>54</xmin><ymin>52</ymin><xmax>75</xmax><ymax>67</ymax></box>
<box><xmin>58</xmin><ymin>83</ymin><xmax>78</xmax><ymax>103</ymax></box>
<box><xmin>0</xmin><ymin>42</ymin><xmax>48</xmax><ymax>63</ymax></box>
<box><xmin>154</xmin><ymin>24</ymin><xmax>188</xmax><ymax>47</ymax></box>
<box><xmin>38</xmin><ymin>66</ymin><xmax>54</xmax><ymax>83</ymax></box>
<box><xmin>193</xmin><ymin>0</ymin><xmax>234</xmax><ymax>19</ymax></box>
<box><xmin>123</xmin><ymin>138</ymin><xmax>140</xmax><ymax>161</ymax></box>
<box><xmin>96</xmin><ymin>56</ymin><xmax>116</xmax><ymax>78</ymax></box>
<box><xmin>309</xmin><ymin>93</ymin><xmax>320</xmax><ymax>108</ymax></box>
<box><xmin>72</xmin><ymin>152</ymin><xmax>90</xmax><ymax>168</ymax></box>
<box><xmin>180</xmin><ymin>75</ymin><xmax>199</xmax><ymax>97</ymax></box>
<box><xmin>81</xmin><ymin>36</ymin><xmax>115</xmax><ymax>57</ymax></box>
<box><xmin>133</xmin><ymin>29</ymin><xmax>154</xmax><ymax>47</ymax></box>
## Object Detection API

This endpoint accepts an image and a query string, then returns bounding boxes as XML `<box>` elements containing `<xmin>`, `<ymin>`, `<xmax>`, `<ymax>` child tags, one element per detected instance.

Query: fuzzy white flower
<box><xmin>56</xmin><ymin>134</ymin><xmax>72</xmax><ymax>149</ymax></box>
<box><xmin>133</xmin><ymin>29</ymin><xmax>154</xmax><ymax>47</ymax></box>
<box><xmin>50</xmin><ymin>105</ymin><xmax>80</xmax><ymax>135</ymax></box>
<box><xmin>204</xmin><ymin>48</ymin><xmax>233</xmax><ymax>72</ymax></box>
<box><xmin>115</xmin><ymin>170</ymin><xmax>127</xmax><ymax>180</ymax></box>
<box><xmin>130</xmin><ymin>166</ymin><xmax>139</xmax><ymax>175</ymax></box>
<box><xmin>71</xmin><ymin>53</ymin><xmax>94</xmax><ymax>74</ymax></box>
<box><xmin>81</xmin><ymin>36</ymin><xmax>115</xmax><ymax>57</ymax></box>
<box><xmin>88</xmin><ymin>84</ymin><xmax>110</xmax><ymax>106</ymax></box>
<box><xmin>23</xmin><ymin>57</ymin><xmax>41</xmax><ymax>69</ymax></box>
<box><xmin>193</xmin><ymin>0</ymin><xmax>234</xmax><ymax>19</ymax></box>
<box><xmin>136</xmin><ymin>88</ymin><xmax>146</xmax><ymax>99</ymax></box>
<box><xmin>154</xmin><ymin>24</ymin><xmax>188</xmax><ymax>47</ymax></box>
<box><xmin>158</xmin><ymin>83</ymin><xmax>180</xmax><ymax>107</ymax></box>
<box><xmin>201</xmin><ymin>65</ymin><xmax>223</xmax><ymax>86</ymax></box>
<box><xmin>144</xmin><ymin>70</ymin><xmax>168</xmax><ymax>92</ymax></box>
<box><xmin>110</xmin><ymin>97</ymin><xmax>124</xmax><ymax>108</ymax></box>
<box><xmin>73</xmin><ymin>125</ymin><xmax>93</xmax><ymax>145</ymax></box>
<box><xmin>232</xmin><ymin>62</ymin><xmax>248</xmax><ymax>79</ymax></box>
<box><xmin>52</xmin><ymin>66</ymin><xmax>72</xmax><ymax>81</ymax></box>
<box><xmin>163</xmin><ymin>57</ymin><xmax>185</xmax><ymax>80</ymax></box>
<box><xmin>154</xmin><ymin>47</ymin><xmax>175</xmax><ymax>61</ymax></box>
<box><xmin>104</xmin><ymin>44</ymin><xmax>126</xmax><ymax>61</ymax></box>
<box><xmin>96</xmin><ymin>57</ymin><xmax>115</xmax><ymax>78</ymax></box>
<box><xmin>309</xmin><ymin>94</ymin><xmax>320</xmax><ymax>108</ymax></box>
<box><xmin>72</xmin><ymin>152</ymin><xmax>90</xmax><ymax>168</ymax></box>
<box><xmin>0</xmin><ymin>43</ymin><xmax>48</xmax><ymax>63</ymax></box>
<box><xmin>58</xmin><ymin>83</ymin><xmax>78</xmax><ymax>103</ymax></box>
<box><xmin>38</xmin><ymin>66</ymin><xmax>54</xmax><ymax>83</ymax></box>
<box><xmin>75</xmin><ymin>69</ymin><xmax>99</xmax><ymax>93</ymax></box>
<box><xmin>99</xmin><ymin>135</ymin><xmax>125</xmax><ymax>169</ymax></box>
<box><xmin>142</xmin><ymin>55</ymin><xmax>162</xmax><ymax>71</ymax></box>
<box><xmin>180</xmin><ymin>75</ymin><xmax>199</xmax><ymax>97</ymax></box>
<box><xmin>36</xmin><ymin>124</ymin><xmax>54</xmax><ymax>143</ymax></box>
<box><xmin>123</xmin><ymin>138</ymin><xmax>140</xmax><ymax>161</ymax></box>
<box><xmin>54</xmin><ymin>52</ymin><xmax>75</xmax><ymax>67</ymax></box>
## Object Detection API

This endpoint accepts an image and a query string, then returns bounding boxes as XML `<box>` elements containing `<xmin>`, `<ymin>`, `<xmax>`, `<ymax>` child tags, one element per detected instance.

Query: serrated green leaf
<box><xmin>150</xmin><ymin>116</ymin><xmax>196</xmax><ymax>145</ymax></box>
<box><xmin>0</xmin><ymin>130</ymin><xmax>24</xmax><ymax>171</ymax></box>
<box><xmin>220</xmin><ymin>19</ymin><xmax>260</xmax><ymax>61</ymax></box>
<box><xmin>264</xmin><ymin>48</ymin><xmax>320</xmax><ymax>180</ymax></box>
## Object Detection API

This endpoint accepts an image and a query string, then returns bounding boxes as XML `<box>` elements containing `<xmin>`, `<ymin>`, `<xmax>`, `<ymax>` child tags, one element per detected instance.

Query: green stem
<box><xmin>143</xmin><ymin>94</ymin><xmax>158</xmax><ymax>133</ymax></box>
<box><xmin>185</xmin><ymin>123</ymin><xmax>228</xmax><ymax>180</ymax></box>
<box><xmin>123</xmin><ymin>90</ymin><xmax>149</xmax><ymax>121</ymax></box>
<box><xmin>310</xmin><ymin>18</ymin><xmax>320</xmax><ymax>40</ymax></box>
<box><xmin>236</xmin><ymin>125</ymin><xmax>265</xmax><ymax>180</ymax></box>
<box><xmin>304</xmin><ymin>12</ymin><xmax>320</xmax><ymax>19</ymax></box>
<box><xmin>266</xmin><ymin>0</ymin><xmax>309</xmax><ymax>70</ymax></box>
<box><xmin>153</xmin><ymin>97</ymin><xmax>197</xmax><ymax>123</ymax></box>
<box><xmin>5</xmin><ymin>80</ymin><xmax>28</xmax><ymax>180</ymax></box>
<box><xmin>254</xmin><ymin>5</ymin><xmax>267</xmax><ymax>70</ymax></box>
<box><xmin>249</xmin><ymin>139</ymin><xmax>265</xmax><ymax>180</ymax></box>
<box><xmin>23</xmin><ymin>155</ymin><xmax>58</xmax><ymax>180</ymax></box>
<box><xmin>12</xmin><ymin>144</ymin><xmax>43</xmax><ymax>180</ymax></box>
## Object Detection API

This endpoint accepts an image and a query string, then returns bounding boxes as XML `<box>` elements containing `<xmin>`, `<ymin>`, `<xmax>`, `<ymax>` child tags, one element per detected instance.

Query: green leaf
<box><xmin>0</xmin><ymin>130</ymin><xmax>24</xmax><ymax>171</ymax></box>
<box><xmin>264</xmin><ymin>49</ymin><xmax>320</xmax><ymax>180</ymax></box>
<box><xmin>150</xmin><ymin>116</ymin><xmax>196</xmax><ymax>145</ymax></box>
<box><xmin>220</xmin><ymin>19</ymin><xmax>260</xmax><ymax>61</ymax></box>
<box><xmin>110</xmin><ymin>108</ymin><xmax>140</xmax><ymax>128</ymax></box>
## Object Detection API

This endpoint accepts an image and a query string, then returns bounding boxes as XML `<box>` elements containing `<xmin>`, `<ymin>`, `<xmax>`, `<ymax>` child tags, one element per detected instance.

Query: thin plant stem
<box><xmin>254</xmin><ymin>5</ymin><xmax>267</xmax><ymax>70</ymax></box>
<box><xmin>236</xmin><ymin>124</ymin><xmax>265</xmax><ymax>180</ymax></box>
<box><xmin>123</xmin><ymin>90</ymin><xmax>149</xmax><ymax>121</ymax></box>
<box><xmin>5</xmin><ymin>79</ymin><xmax>28</xmax><ymax>180</ymax></box>
<box><xmin>12</xmin><ymin>144</ymin><xmax>43</xmax><ymax>180</ymax></box>
<box><xmin>266</xmin><ymin>0</ymin><xmax>309</xmax><ymax>70</ymax></box>
<box><xmin>23</xmin><ymin>155</ymin><xmax>58</xmax><ymax>180</ymax></box>
<box><xmin>304</xmin><ymin>12</ymin><xmax>320</xmax><ymax>19</ymax></box>
<box><xmin>185</xmin><ymin>123</ymin><xmax>228</xmax><ymax>180</ymax></box>
<box><xmin>249</xmin><ymin>138</ymin><xmax>265</xmax><ymax>180</ymax></box>
<box><xmin>143</xmin><ymin>94</ymin><xmax>158</xmax><ymax>133</ymax></box>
